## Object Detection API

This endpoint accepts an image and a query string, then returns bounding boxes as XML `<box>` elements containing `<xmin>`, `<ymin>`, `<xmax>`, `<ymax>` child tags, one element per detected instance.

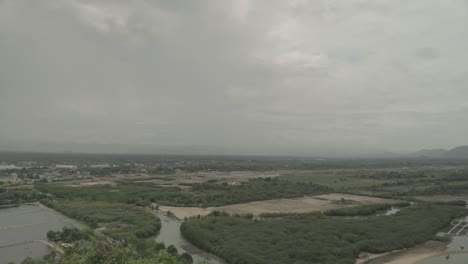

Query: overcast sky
<box><xmin>1</xmin><ymin>0</ymin><xmax>468</xmax><ymax>156</ymax></box>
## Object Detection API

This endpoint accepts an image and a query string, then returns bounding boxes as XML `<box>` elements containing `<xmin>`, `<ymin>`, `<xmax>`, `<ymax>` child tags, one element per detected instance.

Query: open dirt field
<box><xmin>158</xmin><ymin>193</ymin><xmax>400</xmax><ymax>219</ymax></box>
<box><xmin>314</xmin><ymin>193</ymin><xmax>397</xmax><ymax>204</ymax></box>
<box><xmin>60</xmin><ymin>171</ymin><xmax>281</xmax><ymax>189</ymax></box>
<box><xmin>135</xmin><ymin>171</ymin><xmax>281</xmax><ymax>188</ymax></box>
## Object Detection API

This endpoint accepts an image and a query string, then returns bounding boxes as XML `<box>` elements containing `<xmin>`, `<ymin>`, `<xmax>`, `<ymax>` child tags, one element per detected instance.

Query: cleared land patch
<box><xmin>158</xmin><ymin>193</ymin><xmax>401</xmax><ymax>219</ymax></box>
<box><xmin>132</xmin><ymin>171</ymin><xmax>281</xmax><ymax>188</ymax></box>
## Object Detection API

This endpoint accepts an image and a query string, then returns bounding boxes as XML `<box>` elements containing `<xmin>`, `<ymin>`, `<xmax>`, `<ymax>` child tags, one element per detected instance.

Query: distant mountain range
<box><xmin>411</xmin><ymin>146</ymin><xmax>468</xmax><ymax>158</ymax></box>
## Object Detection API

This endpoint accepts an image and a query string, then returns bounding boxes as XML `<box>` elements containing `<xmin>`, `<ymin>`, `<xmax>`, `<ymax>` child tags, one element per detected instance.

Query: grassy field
<box><xmin>281</xmin><ymin>168</ymin><xmax>468</xmax><ymax>200</ymax></box>
<box><xmin>36</xmin><ymin>177</ymin><xmax>331</xmax><ymax>207</ymax></box>
<box><xmin>281</xmin><ymin>171</ymin><xmax>400</xmax><ymax>189</ymax></box>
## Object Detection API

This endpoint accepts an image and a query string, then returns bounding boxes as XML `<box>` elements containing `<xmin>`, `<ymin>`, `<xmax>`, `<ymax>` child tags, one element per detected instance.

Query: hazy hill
<box><xmin>411</xmin><ymin>146</ymin><xmax>468</xmax><ymax>159</ymax></box>
<box><xmin>445</xmin><ymin>146</ymin><xmax>468</xmax><ymax>158</ymax></box>
<box><xmin>411</xmin><ymin>149</ymin><xmax>447</xmax><ymax>158</ymax></box>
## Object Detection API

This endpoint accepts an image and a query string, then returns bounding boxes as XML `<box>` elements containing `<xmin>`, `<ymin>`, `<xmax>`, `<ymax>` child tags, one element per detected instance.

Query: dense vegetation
<box><xmin>20</xmin><ymin>228</ymin><xmax>196</xmax><ymax>264</ymax></box>
<box><xmin>41</xmin><ymin>199</ymin><xmax>160</xmax><ymax>243</ymax></box>
<box><xmin>0</xmin><ymin>187</ymin><xmax>43</xmax><ymax>207</ymax></box>
<box><xmin>282</xmin><ymin>169</ymin><xmax>468</xmax><ymax>199</ymax></box>
<box><xmin>36</xmin><ymin>177</ymin><xmax>330</xmax><ymax>207</ymax></box>
<box><xmin>8</xmin><ymin>151</ymin><xmax>468</xmax><ymax>173</ymax></box>
<box><xmin>7</xmin><ymin>153</ymin><xmax>468</xmax><ymax>264</ymax></box>
<box><xmin>47</xmin><ymin>227</ymin><xmax>83</xmax><ymax>243</ymax></box>
<box><xmin>323</xmin><ymin>204</ymin><xmax>392</xmax><ymax>216</ymax></box>
<box><xmin>32</xmin><ymin>167</ymin><xmax>468</xmax><ymax>209</ymax></box>
<box><xmin>20</xmin><ymin>233</ymin><xmax>192</xmax><ymax>264</ymax></box>
<box><xmin>28</xmin><ymin>164</ymin><xmax>468</xmax><ymax>264</ymax></box>
<box><xmin>181</xmin><ymin>205</ymin><xmax>467</xmax><ymax>264</ymax></box>
<box><xmin>323</xmin><ymin>202</ymin><xmax>410</xmax><ymax>216</ymax></box>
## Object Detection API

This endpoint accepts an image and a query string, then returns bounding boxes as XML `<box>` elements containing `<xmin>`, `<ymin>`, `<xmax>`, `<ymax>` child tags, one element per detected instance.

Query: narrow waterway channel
<box><xmin>153</xmin><ymin>210</ymin><xmax>226</xmax><ymax>264</ymax></box>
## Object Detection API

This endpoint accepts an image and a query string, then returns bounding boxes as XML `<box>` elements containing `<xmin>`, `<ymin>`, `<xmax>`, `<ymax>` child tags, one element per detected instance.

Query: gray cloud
<box><xmin>1</xmin><ymin>0</ymin><xmax>468</xmax><ymax>156</ymax></box>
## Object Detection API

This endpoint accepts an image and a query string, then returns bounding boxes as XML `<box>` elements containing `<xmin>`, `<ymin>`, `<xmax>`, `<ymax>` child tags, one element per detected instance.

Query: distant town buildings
<box><xmin>0</xmin><ymin>173</ymin><xmax>18</xmax><ymax>182</ymax></box>
<box><xmin>55</xmin><ymin>164</ymin><xmax>77</xmax><ymax>170</ymax></box>
<box><xmin>0</xmin><ymin>165</ymin><xmax>21</xmax><ymax>170</ymax></box>
<box><xmin>89</xmin><ymin>164</ymin><xmax>111</xmax><ymax>169</ymax></box>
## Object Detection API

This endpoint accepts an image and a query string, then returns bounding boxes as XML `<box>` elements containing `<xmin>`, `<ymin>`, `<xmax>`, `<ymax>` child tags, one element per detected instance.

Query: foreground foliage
<box><xmin>20</xmin><ymin>229</ymin><xmax>197</xmax><ymax>264</ymax></box>
<box><xmin>20</xmin><ymin>243</ymin><xmax>186</xmax><ymax>264</ymax></box>
<box><xmin>46</xmin><ymin>227</ymin><xmax>82</xmax><ymax>243</ymax></box>
<box><xmin>61</xmin><ymin>242</ymin><xmax>186</xmax><ymax>264</ymax></box>
<box><xmin>181</xmin><ymin>204</ymin><xmax>467</xmax><ymax>264</ymax></box>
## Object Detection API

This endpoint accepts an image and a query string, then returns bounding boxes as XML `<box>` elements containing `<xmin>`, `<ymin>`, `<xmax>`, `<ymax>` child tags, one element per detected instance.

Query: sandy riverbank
<box><xmin>358</xmin><ymin>240</ymin><xmax>468</xmax><ymax>264</ymax></box>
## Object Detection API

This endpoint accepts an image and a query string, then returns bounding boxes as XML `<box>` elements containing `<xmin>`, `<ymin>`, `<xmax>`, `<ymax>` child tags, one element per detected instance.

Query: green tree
<box><xmin>179</xmin><ymin>253</ymin><xmax>193</xmax><ymax>264</ymax></box>
<box><xmin>167</xmin><ymin>245</ymin><xmax>178</xmax><ymax>255</ymax></box>
<box><xmin>46</xmin><ymin>230</ymin><xmax>58</xmax><ymax>241</ymax></box>
<box><xmin>61</xmin><ymin>240</ymin><xmax>184</xmax><ymax>264</ymax></box>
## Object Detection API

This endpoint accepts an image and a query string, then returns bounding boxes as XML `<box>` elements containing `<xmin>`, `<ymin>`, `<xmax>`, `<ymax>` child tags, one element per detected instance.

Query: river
<box><xmin>154</xmin><ymin>210</ymin><xmax>226</xmax><ymax>264</ymax></box>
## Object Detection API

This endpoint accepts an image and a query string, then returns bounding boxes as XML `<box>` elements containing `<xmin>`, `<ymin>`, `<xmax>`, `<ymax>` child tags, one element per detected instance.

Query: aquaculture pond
<box><xmin>0</xmin><ymin>204</ymin><xmax>82</xmax><ymax>264</ymax></box>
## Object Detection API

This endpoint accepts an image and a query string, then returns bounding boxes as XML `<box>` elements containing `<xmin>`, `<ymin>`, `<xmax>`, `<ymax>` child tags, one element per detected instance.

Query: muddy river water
<box><xmin>154</xmin><ymin>210</ymin><xmax>226</xmax><ymax>264</ymax></box>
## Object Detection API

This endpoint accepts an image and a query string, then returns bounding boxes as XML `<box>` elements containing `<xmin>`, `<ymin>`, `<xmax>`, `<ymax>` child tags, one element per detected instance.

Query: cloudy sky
<box><xmin>1</xmin><ymin>0</ymin><xmax>467</xmax><ymax>156</ymax></box>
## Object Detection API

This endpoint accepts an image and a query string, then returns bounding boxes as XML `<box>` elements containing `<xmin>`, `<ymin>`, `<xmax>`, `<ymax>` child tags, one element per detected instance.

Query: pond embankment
<box><xmin>0</xmin><ymin>203</ymin><xmax>80</xmax><ymax>264</ymax></box>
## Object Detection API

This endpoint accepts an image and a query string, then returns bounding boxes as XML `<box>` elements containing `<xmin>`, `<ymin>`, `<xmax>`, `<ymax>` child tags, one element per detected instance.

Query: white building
<box><xmin>55</xmin><ymin>164</ymin><xmax>77</xmax><ymax>170</ymax></box>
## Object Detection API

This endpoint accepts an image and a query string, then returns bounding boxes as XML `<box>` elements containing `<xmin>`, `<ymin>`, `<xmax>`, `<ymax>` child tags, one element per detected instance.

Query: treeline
<box><xmin>410</xmin><ymin>182</ymin><xmax>468</xmax><ymax>196</ymax></box>
<box><xmin>0</xmin><ymin>187</ymin><xmax>44</xmax><ymax>206</ymax></box>
<box><xmin>431</xmin><ymin>200</ymin><xmax>467</xmax><ymax>206</ymax></box>
<box><xmin>357</xmin><ymin>171</ymin><xmax>430</xmax><ymax>179</ymax></box>
<box><xmin>36</xmin><ymin>178</ymin><xmax>330</xmax><ymax>207</ymax></box>
<box><xmin>46</xmin><ymin>227</ymin><xmax>82</xmax><ymax>243</ymax></box>
<box><xmin>324</xmin><ymin>202</ymin><xmax>411</xmax><ymax>216</ymax></box>
<box><xmin>181</xmin><ymin>204</ymin><xmax>467</xmax><ymax>264</ymax></box>
<box><xmin>324</xmin><ymin>204</ymin><xmax>391</xmax><ymax>216</ymax></box>
<box><xmin>376</xmin><ymin>181</ymin><xmax>468</xmax><ymax>197</ymax></box>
